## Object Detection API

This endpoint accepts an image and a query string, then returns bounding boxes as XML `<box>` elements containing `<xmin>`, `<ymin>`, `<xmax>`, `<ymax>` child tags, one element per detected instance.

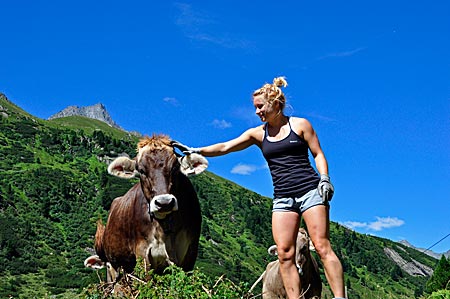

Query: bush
<box><xmin>83</xmin><ymin>262</ymin><xmax>251</xmax><ymax>299</ymax></box>
<box><xmin>426</xmin><ymin>256</ymin><xmax>450</xmax><ymax>293</ymax></box>
<box><xmin>427</xmin><ymin>289</ymin><xmax>450</xmax><ymax>299</ymax></box>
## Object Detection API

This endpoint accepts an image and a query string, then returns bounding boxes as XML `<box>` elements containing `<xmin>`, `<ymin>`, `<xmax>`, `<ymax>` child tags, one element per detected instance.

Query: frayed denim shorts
<box><xmin>272</xmin><ymin>188</ymin><xmax>328</xmax><ymax>214</ymax></box>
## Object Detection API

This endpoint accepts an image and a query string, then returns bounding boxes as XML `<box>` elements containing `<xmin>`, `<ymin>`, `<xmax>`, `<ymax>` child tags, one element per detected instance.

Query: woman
<box><xmin>175</xmin><ymin>77</ymin><xmax>345</xmax><ymax>299</ymax></box>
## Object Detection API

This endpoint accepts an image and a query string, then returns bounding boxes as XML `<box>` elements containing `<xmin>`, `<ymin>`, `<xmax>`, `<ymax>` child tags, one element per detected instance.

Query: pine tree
<box><xmin>426</xmin><ymin>255</ymin><xmax>450</xmax><ymax>293</ymax></box>
<box><xmin>390</xmin><ymin>264</ymin><xmax>403</xmax><ymax>281</ymax></box>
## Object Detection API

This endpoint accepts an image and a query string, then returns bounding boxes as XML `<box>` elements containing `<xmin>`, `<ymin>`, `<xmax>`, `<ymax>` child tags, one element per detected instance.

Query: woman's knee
<box><xmin>312</xmin><ymin>239</ymin><xmax>333</xmax><ymax>259</ymax></box>
<box><xmin>276</xmin><ymin>245</ymin><xmax>296</xmax><ymax>263</ymax></box>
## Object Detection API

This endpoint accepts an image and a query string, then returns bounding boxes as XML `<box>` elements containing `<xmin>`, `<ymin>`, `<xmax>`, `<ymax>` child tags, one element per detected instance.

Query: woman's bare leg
<box><xmin>302</xmin><ymin>205</ymin><xmax>345</xmax><ymax>298</ymax></box>
<box><xmin>272</xmin><ymin>211</ymin><xmax>301</xmax><ymax>299</ymax></box>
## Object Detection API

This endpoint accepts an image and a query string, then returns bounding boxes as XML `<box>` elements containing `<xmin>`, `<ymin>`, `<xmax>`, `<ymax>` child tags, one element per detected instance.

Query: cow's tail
<box><xmin>84</xmin><ymin>219</ymin><xmax>107</xmax><ymax>271</ymax></box>
<box><xmin>94</xmin><ymin>219</ymin><xmax>107</xmax><ymax>262</ymax></box>
<box><xmin>248</xmin><ymin>270</ymin><xmax>266</xmax><ymax>295</ymax></box>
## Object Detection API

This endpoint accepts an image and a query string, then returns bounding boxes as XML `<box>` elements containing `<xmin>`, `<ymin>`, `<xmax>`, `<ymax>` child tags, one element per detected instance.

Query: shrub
<box><xmin>427</xmin><ymin>289</ymin><xmax>450</xmax><ymax>299</ymax></box>
<box><xmin>82</xmin><ymin>261</ymin><xmax>251</xmax><ymax>299</ymax></box>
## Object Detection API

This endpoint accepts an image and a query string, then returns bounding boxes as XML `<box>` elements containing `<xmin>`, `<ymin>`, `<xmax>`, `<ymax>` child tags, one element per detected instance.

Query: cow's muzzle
<box><xmin>150</xmin><ymin>194</ymin><xmax>178</xmax><ymax>219</ymax></box>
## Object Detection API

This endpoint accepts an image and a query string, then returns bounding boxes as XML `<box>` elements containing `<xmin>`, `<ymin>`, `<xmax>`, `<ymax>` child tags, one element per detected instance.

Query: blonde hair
<box><xmin>253</xmin><ymin>76</ymin><xmax>288</xmax><ymax>111</ymax></box>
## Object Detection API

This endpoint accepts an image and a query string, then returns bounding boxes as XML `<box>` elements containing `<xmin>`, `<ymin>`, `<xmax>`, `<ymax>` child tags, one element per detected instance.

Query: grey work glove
<box><xmin>171</xmin><ymin>141</ymin><xmax>201</xmax><ymax>155</ymax></box>
<box><xmin>318</xmin><ymin>174</ymin><xmax>334</xmax><ymax>202</ymax></box>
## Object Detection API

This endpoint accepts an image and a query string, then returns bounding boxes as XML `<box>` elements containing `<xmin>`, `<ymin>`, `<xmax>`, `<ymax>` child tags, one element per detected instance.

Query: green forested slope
<box><xmin>0</xmin><ymin>94</ymin><xmax>139</xmax><ymax>297</ymax></box>
<box><xmin>0</xmin><ymin>93</ymin><xmax>440</xmax><ymax>298</ymax></box>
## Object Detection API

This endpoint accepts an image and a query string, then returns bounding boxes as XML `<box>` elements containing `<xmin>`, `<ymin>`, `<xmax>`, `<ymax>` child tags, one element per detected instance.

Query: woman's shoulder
<box><xmin>289</xmin><ymin>116</ymin><xmax>312</xmax><ymax>127</ymax></box>
<box><xmin>244</xmin><ymin>125</ymin><xmax>265</xmax><ymax>142</ymax></box>
<box><xmin>289</xmin><ymin>117</ymin><xmax>314</xmax><ymax>136</ymax></box>
<box><xmin>247</xmin><ymin>124</ymin><xmax>265</xmax><ymax>135</ymax></box>
<box><xmin>245</xmin><ymin>123</ymin><xmax>265</xmax><ymax>131</ymax></box>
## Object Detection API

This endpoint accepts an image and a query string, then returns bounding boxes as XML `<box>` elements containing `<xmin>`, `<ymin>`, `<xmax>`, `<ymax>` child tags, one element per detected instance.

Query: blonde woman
<box><xmin>174</xmin><ymin>77</ymin><xmax>345</xmax><ymax>299</ymax></box>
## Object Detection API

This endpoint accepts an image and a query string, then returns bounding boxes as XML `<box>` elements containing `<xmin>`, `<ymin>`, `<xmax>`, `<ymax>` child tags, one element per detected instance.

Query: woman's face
<box><xmin>253</xmin><ymin>94</ymin><xmax>277</xmax><ymax>122</ymax></box>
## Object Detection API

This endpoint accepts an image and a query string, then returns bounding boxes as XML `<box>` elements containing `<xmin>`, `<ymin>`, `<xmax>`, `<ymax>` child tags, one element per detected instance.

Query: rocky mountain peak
<box><xmin>399</xmin><ymin>240</ymin><xmax>450</xmax><ymax>259</ymax></box>
<box><xmin>48</xmin><ymin>103</ymin><xmax>123</xmax><ymax>130</ymax></box>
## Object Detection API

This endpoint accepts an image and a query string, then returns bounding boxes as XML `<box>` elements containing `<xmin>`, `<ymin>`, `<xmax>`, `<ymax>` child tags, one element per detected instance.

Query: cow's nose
<box><xmin>155</xmin><ymin>194</ymin><xmax>176</xmax><ymax>207</ymax></box>
<box><xmin>150</xmin><ymin>194</ymin><xmax>179</xmax><ymax>218</ymax></box>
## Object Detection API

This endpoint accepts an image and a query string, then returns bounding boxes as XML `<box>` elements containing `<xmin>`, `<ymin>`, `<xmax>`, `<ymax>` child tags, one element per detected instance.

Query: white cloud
<box><xmin>163</xmin><ymin>97</ymin><xmax>180</xmax><ymax>106</ymax></box>
<box><xmin>303</xmin><ymin>111</ymin><xmax>336</xmax><ymax>122</ymax></box>
<box><xmin>174</xmin><ymin>3</ymin><xmax>212</xmax><ymax>27</ymax></box>
<box><xmin>343</xmin><ymin>221</ymin><xmax>368</xmax><ymax>229</ymax></box>
<box><xmin>342</xmin><ymin>216</ymin><xmax>405</xmax><ymax>232</ymax></box>
<box><xmin>173</xmin><ymin>2</ymin><xmax>253</xmax><ymax>49</ymax></box>
<box><xmin>231</xmin><ymin>163</ymin><xmax>257</xmax><ymax>175</ymax></box>
<box><xmin>232</xmin><ymin>106</ymin><xmax>261</xmax><ymax>126</ymax></box>
<box><xmin>368</xmin><ymin>217</ymin><xmax>405</xmax><ymax>231</ymax></box>
<box><xmin>211</xmin><ymin>119</ymin><xmax>232</xmax><ymax>129</ymax></box>
<box><xmin>318</xmin><ymin>47</ymin><xmax>367</xmax><ymax>60</ymax></box>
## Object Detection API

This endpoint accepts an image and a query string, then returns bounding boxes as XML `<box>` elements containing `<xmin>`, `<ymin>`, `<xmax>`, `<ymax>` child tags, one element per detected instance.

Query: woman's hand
<box><xmin>318</xmin><ymin>174</ymin><xmax>334</xmax><ymax>201</ymax></box>
<box><xmin>171</xmin><ymin>141</ymin><xmax>201</xmax><ymax>155</ymax></box>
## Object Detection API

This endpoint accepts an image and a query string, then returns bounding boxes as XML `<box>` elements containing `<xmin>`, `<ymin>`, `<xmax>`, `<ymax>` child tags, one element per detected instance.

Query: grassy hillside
<box><xmin>0</xmin><ymin>93</ymin><xmax>440</xmax><ymax>298</ymax></box>
<box><xmin>48</xmin><ymin>115</ymin><xmax>135</xmax><ymax>140</ymax></box>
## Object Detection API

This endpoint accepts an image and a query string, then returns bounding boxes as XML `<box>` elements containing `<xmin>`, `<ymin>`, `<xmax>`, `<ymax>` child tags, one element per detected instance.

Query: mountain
<box><xmin>0</xmin><ymin>92</ymin><xmax>440</xmax><ymax>298</ymax></box>
<box><xmin>399</xmin><ymin>240</ymin><xmax>450</xmax><ymax>259</ymax></box>
<box><xmin>48</xmin><ymin>103</ymin><xmax>123</xmax><ymax>130</ymax></box>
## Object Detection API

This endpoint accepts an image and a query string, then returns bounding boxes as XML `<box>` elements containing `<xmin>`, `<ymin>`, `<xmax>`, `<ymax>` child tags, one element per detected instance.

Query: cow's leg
<box><xmin>134</xmin><ymin>241</ymin><xmax>152</xmax><ymax>274</ymax></box>
<box><xmin>179</xmin><ymin>240</ymin><xmax>199</xmax><ymax>271</ymax></box>
<box><xmin>146</xmin><ymin>239</ymin><xmax>173</xmax><ymax>273</ymax></box>
<box><xmin>106</xmin><ymin>262</ymin><xmax>119</xmax><ymax>283</ymax></box>
<box><xmin>144</xmin><ymin>258</ymin><xmax>148</xmax><ymax>274</ymax></box>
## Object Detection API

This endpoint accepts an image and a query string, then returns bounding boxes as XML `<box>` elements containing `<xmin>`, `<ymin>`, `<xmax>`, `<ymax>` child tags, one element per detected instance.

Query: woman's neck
<box><xmin>267</xmin><ymin>114</ymin><xmax>288</xmax><ymax>129</ymax></box>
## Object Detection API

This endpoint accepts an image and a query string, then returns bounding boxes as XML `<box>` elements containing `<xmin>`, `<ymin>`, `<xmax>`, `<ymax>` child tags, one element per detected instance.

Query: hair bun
<box><xmin>273</xmin><ymin>76</ymin><xmax>288</xmax><ymax>88</ymax></box>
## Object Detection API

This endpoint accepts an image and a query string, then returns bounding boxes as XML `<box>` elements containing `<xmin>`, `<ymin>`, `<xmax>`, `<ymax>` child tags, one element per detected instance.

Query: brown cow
<box><xmin>84</xmin><ymin>135</ymin><xmax>208</xmax><ymax>281</ymax></box>
<box><xmin>249</xmin><ymin>228</ymin><xmax>322</xmax><ymax>299</ymax></box>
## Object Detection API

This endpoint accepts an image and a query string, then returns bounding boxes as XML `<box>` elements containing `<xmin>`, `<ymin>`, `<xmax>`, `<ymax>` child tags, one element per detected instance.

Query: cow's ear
<box><xmin>108</xmin><ymin>156</ymin><xmax>138</xmax><ymax>179</ymax></box>
<box><xmin>178</xmin><ymin>154</ymin><xmax>208</xmax><ymax>176</ymax></box>
<box><xmin>268</xmin><ymin>245</ymin><xmax>278</xmax><ymax>256</ymax></box>
<box><xmin>84</xmin><ymin>255</ymin><xmax>105</xmax><ymax>269</ymax></box>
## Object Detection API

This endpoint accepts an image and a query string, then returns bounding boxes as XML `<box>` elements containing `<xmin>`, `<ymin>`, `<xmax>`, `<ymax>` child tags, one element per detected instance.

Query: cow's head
<box><xmin>107</xmin><ymin>135</ymin><xmax>208</xmax><ymax>219</ymax></box>
<box><xmin>268</xmin><ymin>228</ymin><xmax>312</xmax><ymax>275</ymax></box>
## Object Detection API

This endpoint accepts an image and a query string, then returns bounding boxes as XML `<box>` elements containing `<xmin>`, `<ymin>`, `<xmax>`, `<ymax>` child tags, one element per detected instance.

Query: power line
<box><xmin>397</xmin><ymin>232</ymin><xmax>450</xmax><ymax>269</ymax></box>
<box><xmin>422</xmin><ymin>232</ymin><xmax>450</xmax><ymax>254</ymax></box>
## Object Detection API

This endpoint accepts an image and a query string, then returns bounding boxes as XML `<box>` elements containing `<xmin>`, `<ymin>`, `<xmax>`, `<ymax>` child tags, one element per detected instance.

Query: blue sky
<box><xmin>1</xmin><ymin>1</ymin><xmax>449</xmax><ymax>253</ymax></box>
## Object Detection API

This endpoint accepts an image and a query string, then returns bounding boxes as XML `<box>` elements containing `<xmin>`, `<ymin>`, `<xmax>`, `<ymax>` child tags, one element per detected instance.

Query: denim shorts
<box><xmin>272</xmin><ymin>188</ymin><xmax>328</xmax><ymax>214</ymax></box>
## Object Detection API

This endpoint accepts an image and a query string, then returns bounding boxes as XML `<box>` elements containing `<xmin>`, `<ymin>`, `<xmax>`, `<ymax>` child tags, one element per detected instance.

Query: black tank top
<box><xmin>261</xmin><ymin>118</ymin><xmax>319</xmax><ymax>198</ymax></box>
